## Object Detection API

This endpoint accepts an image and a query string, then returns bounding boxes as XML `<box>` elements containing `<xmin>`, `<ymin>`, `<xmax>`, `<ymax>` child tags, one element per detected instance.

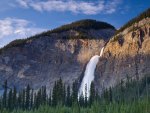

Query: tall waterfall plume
<box><xmin>78</xmin><ymin>47</ymin><xmax>104</xmax><ymax>99</ymax></box>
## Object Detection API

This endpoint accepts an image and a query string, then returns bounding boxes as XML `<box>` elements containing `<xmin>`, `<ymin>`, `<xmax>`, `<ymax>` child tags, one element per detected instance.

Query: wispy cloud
<box><xmin>16</xmin><ymin>0</ymin><xmax>28</xmax><ymax>8</ymax></box>
<box><xmin>0</xmin><ymin>18</ymin><xmax>46</xmax><ymax>48</ymax></box>
<box><xmin>16</xmin><ymin>0</ymin><xmax>122</xmax><ymax>15</ymax></box>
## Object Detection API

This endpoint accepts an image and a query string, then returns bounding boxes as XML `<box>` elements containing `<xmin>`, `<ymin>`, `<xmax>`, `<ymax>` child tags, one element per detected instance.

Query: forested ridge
<box><xmin>115</xmin><ymin>8</ymin><xmax>150</xmax><ymax>35</ymax></box>
<box><xmin>0</xmin><ymin>74</ymin><xmax>149</xmax><ymax>113</ymax></box>
<box><xmin>0</xmin><ymin>19</ymin><xmax>115</xmax><ymax>54</ymax></box>
<box><xmin>49</xmin><ymin>19</ymin><xmax>115</xmax><ymax>33</ymax></box>
<box><xmin>1</xmin><ymin>8</ymin><xmax>149</xmax><ymax>52</ymax></box>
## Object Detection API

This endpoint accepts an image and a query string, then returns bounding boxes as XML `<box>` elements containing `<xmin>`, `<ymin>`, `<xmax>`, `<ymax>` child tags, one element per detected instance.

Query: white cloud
<box><xmin>16</xmin><ymin>0</ymin><xmax>29</xmax><ymax>8</ymax></box>
<box><xmin>0</xmin><ymin>18</ymin><xmax>46</xmax><ymax>48</ymax></box>
<box><xmin>16</xmin><ymin>0</ymin><xmax>122</xmax><ymax>15</ymax></box>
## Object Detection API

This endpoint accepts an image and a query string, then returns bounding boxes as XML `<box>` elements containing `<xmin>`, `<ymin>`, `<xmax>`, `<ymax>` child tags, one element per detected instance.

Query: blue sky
<box><xmin>0</xmin><ymin>0</ymin><xmax>149</xmax><ymax>47</ymax></box>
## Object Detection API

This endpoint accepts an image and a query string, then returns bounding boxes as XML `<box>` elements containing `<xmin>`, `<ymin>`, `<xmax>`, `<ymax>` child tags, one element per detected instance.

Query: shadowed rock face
<box><xmin>0</xmin><ymin>27</ymin><xmax>115</xmax><ymax>90</ymax></box>
<box><xmin>95</xmin><ymin>18</ymin><xmax>150</xmax><ymax>93</ymax></box>
<box><xmin>0</xmin><ymin>18</ymin><xmax>150</xmax><ymax>94</ymax></box>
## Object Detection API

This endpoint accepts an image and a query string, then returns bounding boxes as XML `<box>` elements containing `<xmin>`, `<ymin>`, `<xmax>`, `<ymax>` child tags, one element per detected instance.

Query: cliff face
<box><xmin>95</xmin><ymin>18</ymin><xmax>150</xmax><ymax>92</ymax></box>
<box><xmin>0</xmin><ymin>17</ymin><xmax>150</xmax><ymax>93</ymax></box>
<box><xmin>0</xmin><ymin>26</ymin><xmax>115</xmax><ymax>90</ymax></box>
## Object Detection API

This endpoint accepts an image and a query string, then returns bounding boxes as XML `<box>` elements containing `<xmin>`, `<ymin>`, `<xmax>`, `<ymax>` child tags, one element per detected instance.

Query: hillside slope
<box><xmin>0</xmin><ymin>19</ymin><xmax>115</xmax><ymax>90</ymax></box>
<box><xmin>96</xmin><ymin>14</ymin><xmax>150</xmax><ymax>93</ymax></box>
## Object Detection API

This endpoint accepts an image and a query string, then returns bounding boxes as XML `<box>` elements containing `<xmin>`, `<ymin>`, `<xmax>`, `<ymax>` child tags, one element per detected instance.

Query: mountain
<box><xmin>95</xmin><ymin>8</ymin><xmax>150</xmax><ymax>93</ymax></box>
<box><xmin>0</xmin><ymin>8</ymin><xmax>149</xmax><ymax>93</ymax></box>
<box><xmin>0</xmin><ymin>19</ymin><xmax>115</xmax><ymax>90</ymax></box>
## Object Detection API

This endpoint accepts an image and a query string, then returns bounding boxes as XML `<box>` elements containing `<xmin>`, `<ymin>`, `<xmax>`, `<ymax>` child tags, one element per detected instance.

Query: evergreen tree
<box><xmin>57</xmin><ymin>78</ymin><xmax>63</xmax><ymax>104</ymax></box>
<box><xmin>17</xmin><ymin>91</ymin><xmax>22</xmax><ymax>109</ymax></box>
<box><xmin>120</xmin><ymin>80</ymin><xmax>125</xmax><ymax>102</ymax></box>
<box><xmin>2</xmin><ymin>80</ymin><xmax>8</xmax><ymax>108</ymax></box>
<box><xmin>89</xmin><ymin>82</ymin><xmax>95</xmax><ymax>106</ymax></box>
<box><xmin>72</xmin><ymin>80</ymin><xmax>78</xmax><ymax>103</ymax></box>
<box><xmin>0</xmin><ymin>97</ymin><xmax>2</xmax><ymax>110</ymax></box>
<box><xmin>95</xmin><ymin>89</ymin><xmax>99</xmax><ymax>102</ymax></box>
<box><xmin>62</xmin><ymin>84</ymin><xmax>66</xmax><ymax>105</ymax></box>
<box><xmin>37</xmin><ymin>88</ymin><xmax>42</xmax><ymax>107</ymax></box>
<box><xmin>66</xmin><ymin>85</ymin><xmax>71</xmax><ymax>106</ymax></box>
<box><xmin>34</xmin><ymin>93</ymin><xmax>38</xmax><ymax>109</ymax></box>
<box><xmin>52</xmin><ymin>78</ymin><xmax>65</xmax><ymax>106</ymax></box>
<box><xmin>25</xmin><ymin>84</ymin><xmax>30</xmax><ymax>109</ymax></box>
<box><xmin>84</xmin><ymin>84</ymin><xmax>88</xmax><ymax>107</ymax></box>
<box><xmin>104</xmin><ymin>89</ymin><xmax>109</xmax><ymax>103</ymax></box>
<box><xmin>48</xmin><ymin>91</ymin><xmax>52</xmax><ymax>106</ymax></box>
<box><xmin>79</xmin><ymin>92</ymin><xmax>84</xmax><ymax>107</ymax></box>
<box><xmin>8</xmin><ymin>89</ymin><xmax>13</xmax><ymax>110</ymax></box>
<box><xmin>41</xmin><ymin>86</ymin><xmax>47</xmax><ymax>105</ymax></box>
<box><xmin>30</xmin><ymin>89</ymin><xmax>34</xmax><ymax>109</ymax></box>
<box><xmin>109</xmin><ymin>87</ymin><xmax>112</xmax><ymax>102</ymax></box>
<box><xmin>22</xmin><ymin>89</ymin><xmax>26</xmax><ymax>109</ymax></box>
<box><xmin>12</xmin><ymin>86</ymin><xmax>17</xmax><ymax>109</ymax></box>
<box><xmin>52</xmin><ymin>81</ymin><xmax>57</xmax><ymax>106</ymax></box>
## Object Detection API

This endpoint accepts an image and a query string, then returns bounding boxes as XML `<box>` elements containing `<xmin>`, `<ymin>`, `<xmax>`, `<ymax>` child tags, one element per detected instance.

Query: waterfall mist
<box><xmin>78</xmin><ymin>47</ymin><xmax>104</xmax><ymax>99</ymax></box>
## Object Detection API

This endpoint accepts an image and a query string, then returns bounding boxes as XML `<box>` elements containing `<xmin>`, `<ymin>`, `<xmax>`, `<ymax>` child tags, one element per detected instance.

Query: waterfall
<box><xmin>78</xmin><ymin>47</ymin><xmax>104</xmax><ymax>99</ymax></box>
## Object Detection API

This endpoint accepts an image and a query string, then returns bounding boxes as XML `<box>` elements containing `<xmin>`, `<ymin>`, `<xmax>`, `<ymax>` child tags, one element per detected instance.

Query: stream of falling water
<box><xmin>78</xmin><ymin>47</ymin><xmax>104</xmax><ymax>99</ymax></box>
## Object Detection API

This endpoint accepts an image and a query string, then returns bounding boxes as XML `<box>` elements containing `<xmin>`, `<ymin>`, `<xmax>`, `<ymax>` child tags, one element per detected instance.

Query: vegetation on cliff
<box><xmin>115</xmin><ymin>8</ymin><xmax>150</xmax><ymax>35</ymax></box>
<box><xmin>0</xmin><ymin>19</ymin><xmax>115</xmax><ymax>54</ymax></box>
<box><xmin>111</xmin><ymin>8</ymin><xmax>150</xmax><ymax>42</ymax></box>
<box><xmin>49</xmin><ymin>19</ymin><xmax>115</xmax><ymax>33</ymax></box>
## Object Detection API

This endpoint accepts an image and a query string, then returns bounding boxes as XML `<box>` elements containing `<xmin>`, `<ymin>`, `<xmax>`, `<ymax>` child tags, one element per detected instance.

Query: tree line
<box><xmin>0</xmin><ymin>78</ymin><xmax>100</xmax><ymax>111</ymax></box>
<box><xmin>115</xmin><ymin>8</ymin><xmax>150</xmax><ymax>35</ymax></box>
<box><xmin>0</xmin><ymin>74</ymin><xmax>149</xmax><ymax>112</ymax></box>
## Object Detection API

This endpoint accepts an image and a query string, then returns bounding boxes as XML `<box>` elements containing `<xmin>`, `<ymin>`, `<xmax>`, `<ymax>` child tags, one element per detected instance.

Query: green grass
<box><xmin>0</xmin><ymin>97</ymin><xmax>149</xmax><ymax>113</ymax></box>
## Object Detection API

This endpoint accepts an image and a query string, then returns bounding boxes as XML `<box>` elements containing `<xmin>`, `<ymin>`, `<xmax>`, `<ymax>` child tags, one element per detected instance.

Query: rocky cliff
<box><xmin>95</xmin><ymin>17</ymin><xmax>150</xmax><ymax>93</ymax></box>
<box><xmin>0</xmin><ymin>19</ymin><xmax>115</xmax><ymax>90</ymax></box>
<box><xmin>0</xmin><ymin>10</ymin><xmax>150</xmax><ymax>94</ymax></box>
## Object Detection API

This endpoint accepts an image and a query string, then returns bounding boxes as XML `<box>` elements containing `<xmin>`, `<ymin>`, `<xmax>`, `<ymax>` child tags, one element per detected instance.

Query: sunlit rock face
<box><xmin>95</xmin><ymin>18</ymin><xmax>150</xmax><ymax>93</ymax></box>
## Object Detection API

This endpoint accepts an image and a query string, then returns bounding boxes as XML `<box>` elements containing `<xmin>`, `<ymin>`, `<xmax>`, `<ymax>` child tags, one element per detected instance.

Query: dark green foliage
<box><xmin>57</xmin><ymin>78</ymin><xmax>64</xmax><ymax>104</ymax></box>
<box><xmin>2</xmin><ymin>80</ymin><xmax>8</xmax><ymax>108</ymax></box>
<box><xmin>89</xmin><ymin>82</ymin><xmax>96</xmax><ymax>106</ymax></box>
<box><xmin>52</xmin><ymin>81</ymin><xmax>57</xmax><ymax>106</ymax></box>
<box><xmin>0</xmin><ymin>74</ymin><xmax>149</xmax><ymax>113</ymax></box>
<box><xmin>49</xmin><ymin>19</ymin><xmax>115</xmax><ymax>34</ymax></box>
<box><xmin>109</xmin><ymin>87</ymin><xmax>112</xmax><ymax>102</ymax></box>
<box><xmin>71</xmin><ymin>80</ymin><xmax>78</xmax><ymax>103</ymax></box>
<box><xmin>25</xmin><ymin>84</ymin><xmax>30</xmax><ymax>110</ymax></box>
<box><xmin>62</xmin><ymin>84</ymin><xmax>66</xmax><ymax>105</ymax></box>
<box><xmin>12</xmin><ymin>86</ymin><xmax>17</xmax><ymax>109</ymax></box>
<box><xmin>36</xmin><ymin>88</ymin><xmax>42</xmax><ymax>108</ymax></box>
<box><xmin>34</xmin><ymin>93</ymin><xmax>38</xmax><ymax>109</ymax></box>
<box><xmin>0</xmin><ymin>39</ymin><xmax>27</xmax><ymax>54</ymax></box>
<box><xmin>22</xmin><ymin>89</ymin><xmax>26</xmax><ymax>109</ymax></box>
<box><xmin>116</xmin><ymin>8</ymin><xmax>150</xmax><ymax>35</ymax></box>
<box><xmin>107</xmin><ymin>75</ymin><xmax>150</xmax><ymax>104</ymax></box>
<box><xmin>17</xmin><ymin>91</ymin><xmax>22</xmax><ymax>109</ymax></box>
<box><xmin>111</xmin><ymin>34</ymin><xmax>123</xmax><ymax>42</ymax></box>
<box><xmin>78</xmin><ymin>93</ymin><xmax>84</xmax><ymax>107</ymax></box>
<box><xmin>84</xmin><ymin>84</ymin><xmax>88</xmax><ymax>107</ymax></box>
<box><xmin>52</xmin><ymin>78</ymin><xmax>66</xmax><ymax>106</ymax></box>
<box><xmin>103</xmin><ymin>88</ymin><xmax>109</xmax><ymax>103</ymax></box>
<box><xmin>66</xmin><ymin>85</ymin><xmax>71</xmax><ymax>107</ymax></box>
<box><xmin>48</xmin><ymin>91</ymin><xmax>52</xmax><ymax>106</ymax></box>
<box><xmin>30</xmin><ymin>89</ymin><xmax>34</xmax><ymax>109</ymax></box>
<box><xmin>41</xmin><ymin>86</ymin><xmax>47</xmax><ymax>105</ymax></box>
<box><xmin>8</xmin><ymin>89</ymin><xmax>13</xmax><ymax>110</ymax></box>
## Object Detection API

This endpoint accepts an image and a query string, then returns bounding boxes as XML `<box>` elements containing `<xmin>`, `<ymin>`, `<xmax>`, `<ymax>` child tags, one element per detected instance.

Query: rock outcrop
<box><xmin>0</xmin><ymin>19</ymin><xmax>115</xmax><ymax>90</ymax></box>
<box><xmin>95</xmin><ymin>18</ymin><xmax>150</xmax><ymax>93</ymax></box>
<box><xmin>0</xmin><ymin>14</ymin><xmax>149</xmax><ymax>94</ymax></box>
